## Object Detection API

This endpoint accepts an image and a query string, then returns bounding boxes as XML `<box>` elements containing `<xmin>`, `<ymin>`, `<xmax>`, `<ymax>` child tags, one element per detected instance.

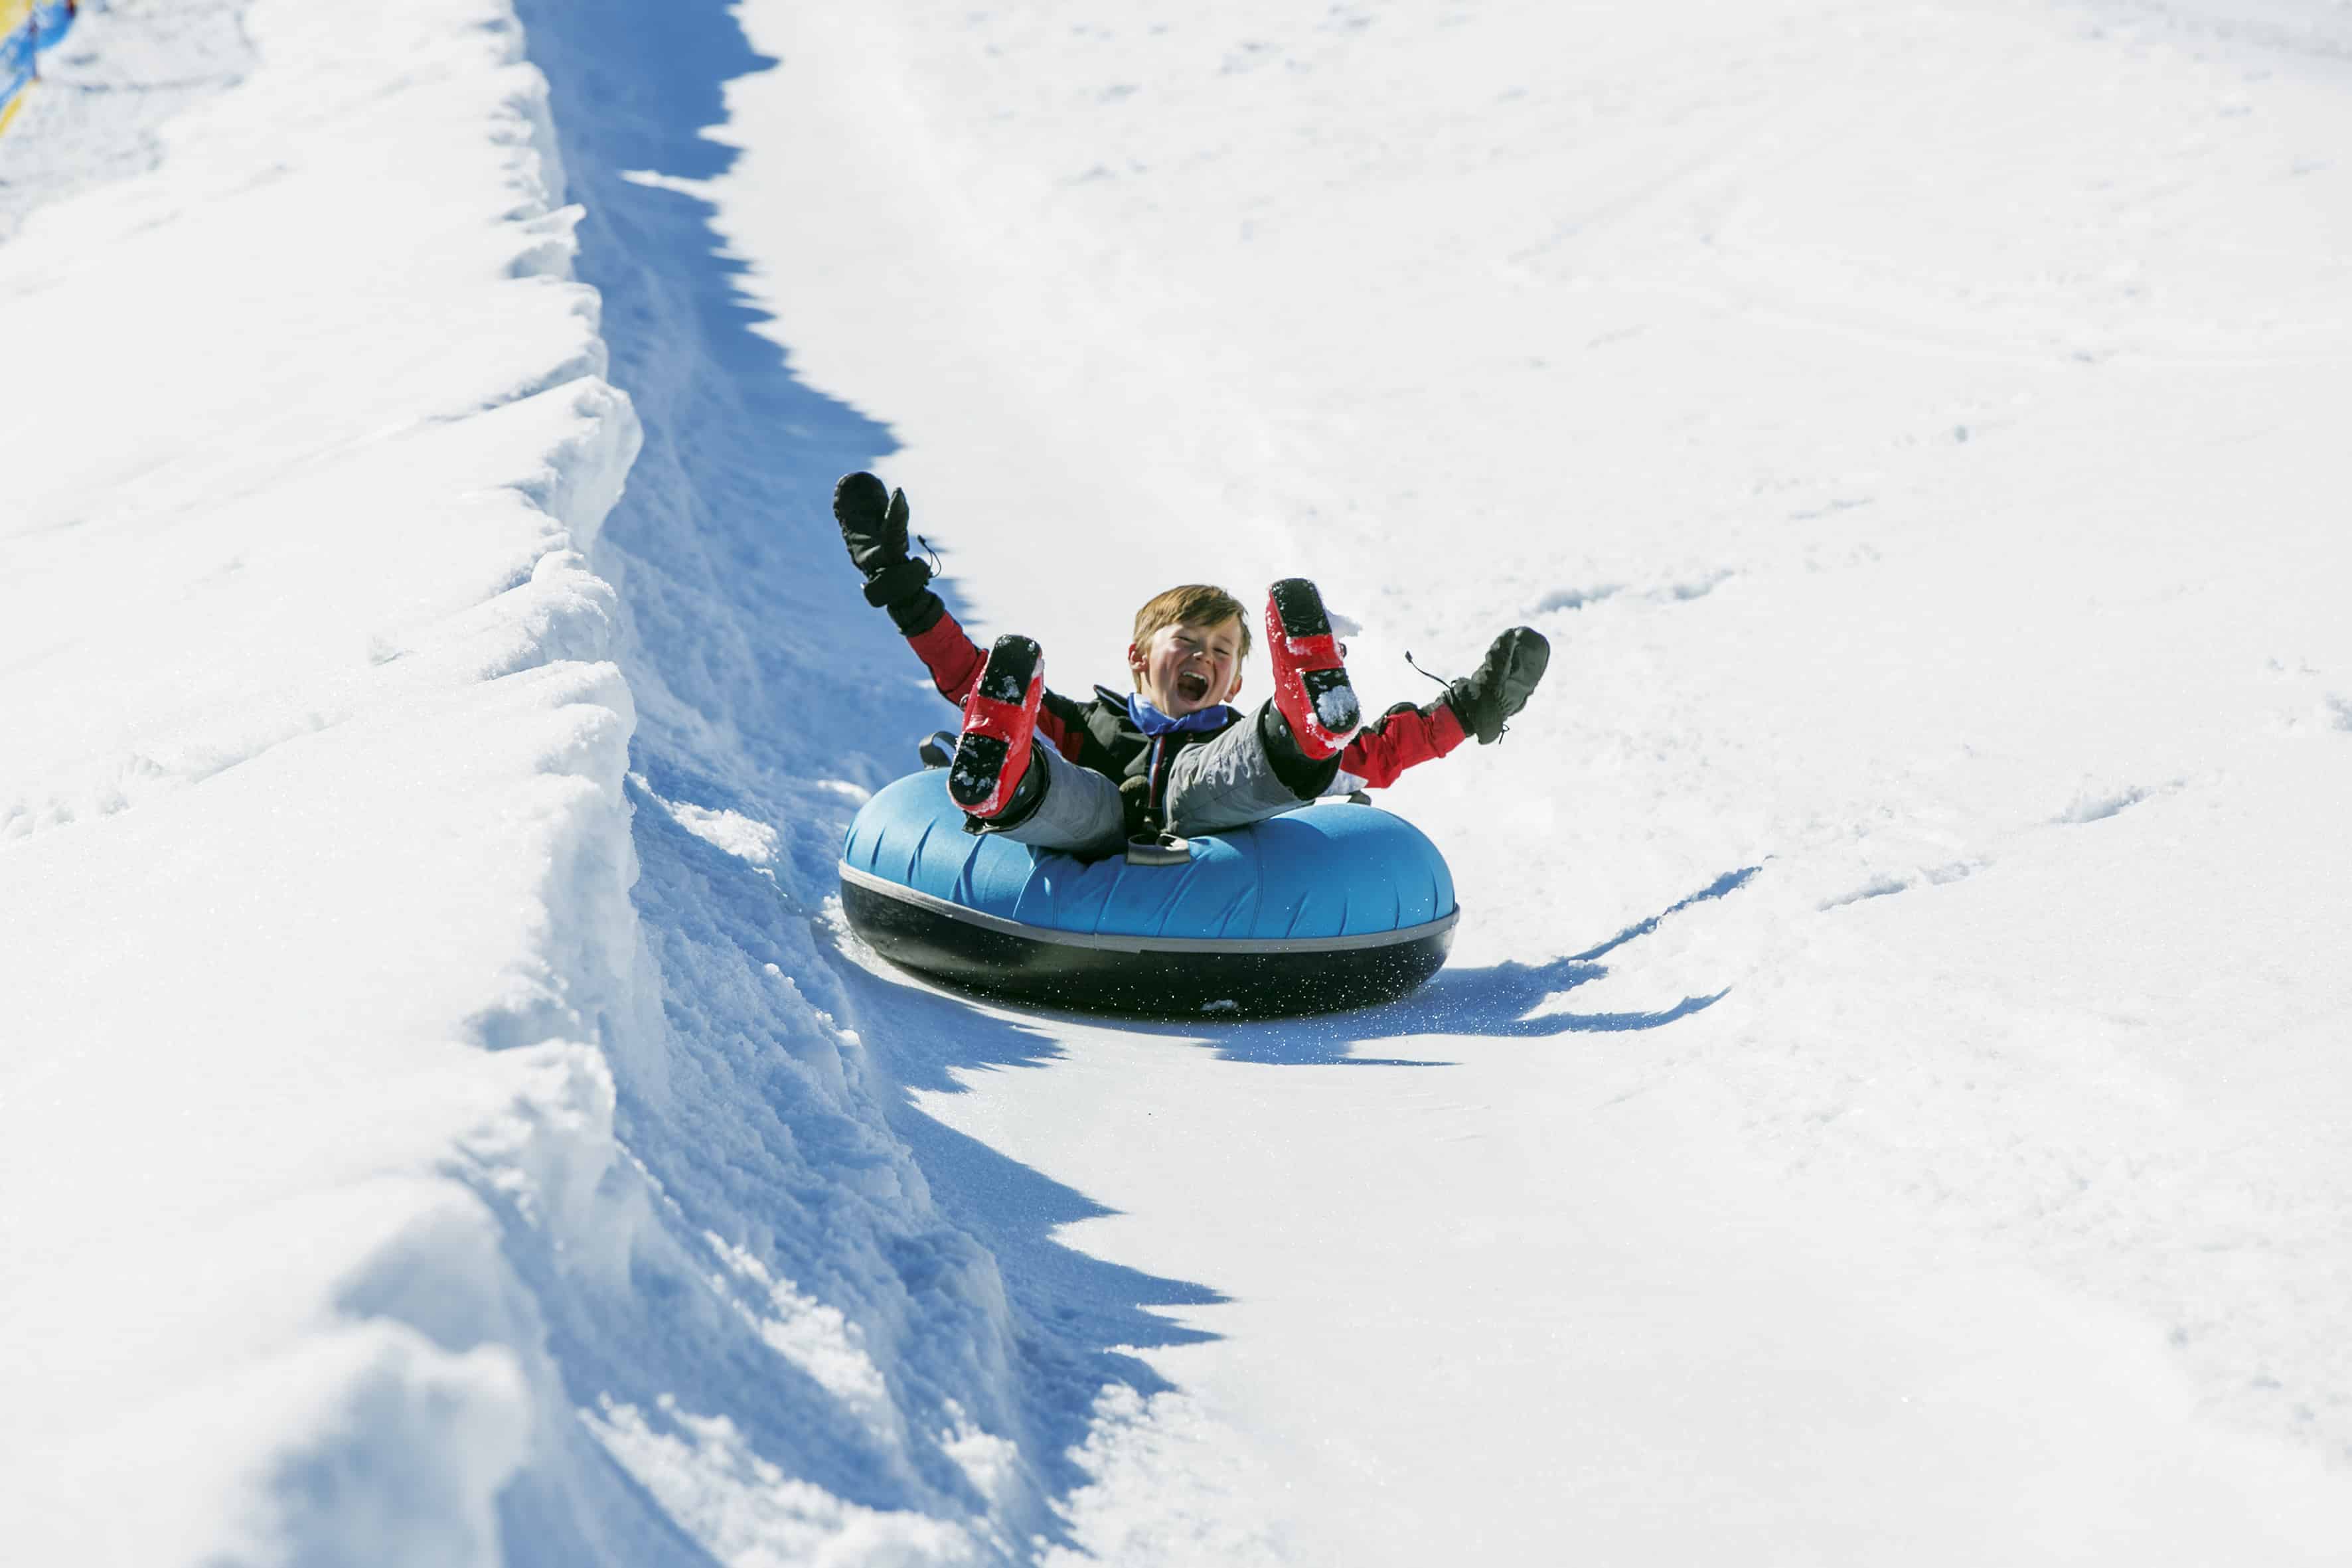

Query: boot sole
<box><xmin>1269</xmin><ymin>578</ymin><xmax>1333</xmax><ymax>639</ymax></box>
<box><xmin>1300</xmin><ymin>666</ymin><xmax>1361</xmax><ymax>735</ymax></box>
<box><xmin>948</xmin><ymin>734</ymin><xmax>1013</xmax><ymax>809</ymax></box>
<box><xmin>950</xmin><ymin>635</ymin><xmax>1042</xmax><ymax>813</ymax></box>
<box><xmin>1269</xmin><ymin>580</ymin><xmax>1360</xmax><ymax>738</ymax></box>
<box><xmin>975</xmin><ymin>635</ymin><xmax>1041</xmax><ymax>704</ymax></box>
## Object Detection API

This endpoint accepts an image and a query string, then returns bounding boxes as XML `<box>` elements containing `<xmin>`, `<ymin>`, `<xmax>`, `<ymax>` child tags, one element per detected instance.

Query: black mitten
<box><xmin>832</xmin><ymin>472</ymin><xmax>933</xmax><ymax>610</ymax></box>
<box><xmin>1447</xmin><ymin>627</ymin><xmax>1550</xmax><ymax>744</ymax></box>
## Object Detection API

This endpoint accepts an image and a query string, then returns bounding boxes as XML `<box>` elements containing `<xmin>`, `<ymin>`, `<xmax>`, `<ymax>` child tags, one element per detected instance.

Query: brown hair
<box><xmin>1133</xmin><ymin>584</ymin><xmax>1252</xmax><ymax>659</ymax></box>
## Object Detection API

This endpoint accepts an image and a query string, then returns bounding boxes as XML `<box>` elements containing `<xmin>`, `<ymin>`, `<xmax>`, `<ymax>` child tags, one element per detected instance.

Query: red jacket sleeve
<box><xmin>1338</xmin><ymin>700</ymin><xmax>1467</xmax><ymax>790</ymax></box>
<box><xmin>905</xmin><ymin>611</ymin><xmax>986</xmax><ymax>706</ymax></box>
<box><xmin>903</xmin><ymin>609</ymin><xmax>1083</xmax><ymax>757</ymax></box>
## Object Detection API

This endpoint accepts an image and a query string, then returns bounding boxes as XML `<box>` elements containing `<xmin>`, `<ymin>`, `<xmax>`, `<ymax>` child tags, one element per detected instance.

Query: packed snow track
<box><xmin>6</xmin><ymin>0</ymin><xmax>2352</xmax><ymax>1563</ymax></box>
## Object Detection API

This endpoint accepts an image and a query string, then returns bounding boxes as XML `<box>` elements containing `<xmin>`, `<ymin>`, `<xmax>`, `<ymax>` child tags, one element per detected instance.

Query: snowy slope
<box><xmin>9</xmin><ymin>0</ymin><xmax>2352</xmax><ymax>1563</ymax></box>
<box><xmin>669</xmin><ymin>0</ymin><xmax>2352</xmax><ymax>1559</ymax></box>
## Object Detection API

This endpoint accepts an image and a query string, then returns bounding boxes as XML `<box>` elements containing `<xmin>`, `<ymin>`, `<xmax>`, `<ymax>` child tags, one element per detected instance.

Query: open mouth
<box><xmin>1176</xmin><ymin>670</ymin><xmax>1210</xmax><ymax>704</ymax></box>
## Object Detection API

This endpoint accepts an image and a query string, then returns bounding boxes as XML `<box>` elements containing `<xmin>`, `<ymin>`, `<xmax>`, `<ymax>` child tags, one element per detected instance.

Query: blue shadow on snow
<box><xmin>512</xmin><ymin>0</ymin><xmax>1218</xmax><ymax>1558</ymax></box>
<box><xmin>999</xmin><ymin>865</ymin><xmax>1763</xmax><ymax>1066</ymax></box>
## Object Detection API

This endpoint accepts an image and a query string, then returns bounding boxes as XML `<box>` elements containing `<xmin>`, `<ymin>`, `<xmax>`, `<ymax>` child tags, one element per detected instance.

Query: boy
<box><xmin>834</xmin><ymin>471</ymin><xmax>1549</xmax><ymax>855</ymax></box>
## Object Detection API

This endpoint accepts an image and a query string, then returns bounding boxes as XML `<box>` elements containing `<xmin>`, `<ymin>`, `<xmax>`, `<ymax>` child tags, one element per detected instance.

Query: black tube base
<box><xmin>841</xmin><ymin>879</ymin><xmax>1453</xmax><ymax>1020</ymax></box>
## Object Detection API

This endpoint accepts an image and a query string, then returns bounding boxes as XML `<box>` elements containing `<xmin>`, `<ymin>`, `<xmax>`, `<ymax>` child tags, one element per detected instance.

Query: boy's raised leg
<box><xmin>1265</xmin><ymin>578</ymin><xmax>1361</xmax><ymax>757</ymax></box>
<box><xmin>1161</xmin><ymin>704</ymin><xmax>1334</xmax><ymax>836</ymax></box>
<box><xmin>949</xmin><ymin>635</ymin><xmax>1045</xmax><ymax>820</ymax></box>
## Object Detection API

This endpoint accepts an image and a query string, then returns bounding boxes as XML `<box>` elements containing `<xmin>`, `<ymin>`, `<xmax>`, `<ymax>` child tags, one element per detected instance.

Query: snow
<box><xmin>1</xmin><ymin>0</ymin><xmax>643</xmax><ymax>1558</ymax></box>
<box><xmin>688</xmin><ymin>0</ymin><xmax>2352</xmax><ymax>1557</ymax></box>
<box><xmin>1310</xmin><ymin>684</ymin><xmax>1360</xmax><ymax>734</ymax></box>
<box><xmin>5</xmin><ymin>0</ymin><xmax>2352</xmax><ymax>1561</ymax></box>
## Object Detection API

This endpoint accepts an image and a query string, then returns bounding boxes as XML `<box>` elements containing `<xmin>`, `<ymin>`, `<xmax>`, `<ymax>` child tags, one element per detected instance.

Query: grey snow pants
<box><xmin>1000</xmin><ymin>710</ymin><xmax>1314</xmax><ymax>856</ymax></box>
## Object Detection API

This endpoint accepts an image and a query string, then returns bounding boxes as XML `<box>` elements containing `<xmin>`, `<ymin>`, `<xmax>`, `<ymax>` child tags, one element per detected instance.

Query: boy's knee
<box><xmin>993</xmin><ymin>746</ymin><xmax>1127</xmax><ymax>854</ymax></box>
<box><xmin>1257</xmin><ymin>702</ymin><xmax>1343</xmax><ymax>800</ymax></box>
<box><xmin>1160</xmin><ymin>712</ymin><xmax>1326</xmax><ymax>835</ymax></box>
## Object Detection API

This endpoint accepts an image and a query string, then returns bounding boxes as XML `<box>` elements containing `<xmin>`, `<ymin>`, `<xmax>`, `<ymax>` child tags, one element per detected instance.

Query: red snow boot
<box><xmin>949</xmin><ymin>635</ymin><xmax>1046</xmax><ymax>818</ymax></box>
<box><xmin>1265</xmin><ymin>578</ymin><xmax>1361</xmax><ymax>759</ymax></box>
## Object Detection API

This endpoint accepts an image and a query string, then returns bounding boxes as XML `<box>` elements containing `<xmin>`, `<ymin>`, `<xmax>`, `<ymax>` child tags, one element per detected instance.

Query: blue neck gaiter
<box><xmin>1127</xmin><ymin>692</ymin><xmax>1237</xmax><ymax>738</ymax></box>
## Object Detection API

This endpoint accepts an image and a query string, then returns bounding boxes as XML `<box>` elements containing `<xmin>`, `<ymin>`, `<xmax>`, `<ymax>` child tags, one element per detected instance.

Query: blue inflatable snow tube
<box><xmin>838</xmin><ymin>770</ymin><xmax>1458</xmax><ymax>1016</ymax></box>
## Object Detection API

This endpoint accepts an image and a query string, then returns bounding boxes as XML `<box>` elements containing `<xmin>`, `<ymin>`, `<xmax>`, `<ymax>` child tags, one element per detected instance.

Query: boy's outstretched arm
<box><xmin>832</xmin><ymin>472</ymin><xmax>1084</xmax><ymax>755</ymax></box>
<box><xmin>1336</xmin><ymin>700</ymin><xmax>1468</xmax><ymax>791</ymax></box>
<box><xmin>1334</xmin><ymin>627</ymin><xmax>1550</xmax><ymax>791</ymax></box>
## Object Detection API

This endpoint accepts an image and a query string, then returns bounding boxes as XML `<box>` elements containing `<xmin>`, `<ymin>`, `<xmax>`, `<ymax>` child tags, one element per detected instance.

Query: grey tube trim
<box><xmin>838</xmin><ymin>861</ymin><xmax>1460</xmax><ymax>955</ymax></box>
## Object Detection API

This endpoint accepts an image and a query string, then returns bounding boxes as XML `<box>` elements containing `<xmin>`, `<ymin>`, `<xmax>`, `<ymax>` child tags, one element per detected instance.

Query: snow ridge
<box><xmin>2</xmin><ymin>1</ymin><xmax>651</xmax><ymax>1561</ymax></box>
<box><xmin>501</xmin><ymin>0</ymin><xmax>1186</xmax><ymax>1557</ymax></box>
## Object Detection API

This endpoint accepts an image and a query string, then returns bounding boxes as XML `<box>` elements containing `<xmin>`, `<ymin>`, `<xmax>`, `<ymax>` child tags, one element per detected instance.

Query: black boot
<box><xmin>1257</xmin><ymin>701</ymin><xmax>1345</xmax><ymax>800</ymax></box>
<box><xmin>1265</xmin><ymin>577</ymin><xmax>1360</xmax><ymax>755</ymax></box>
<box><xmin>1446</xmin><ymin>627</ymin><xmax>1550</xmax><ymax>744</ymax></box>
<box><xmin>951</xmin><ymin>635</ymin><xmax>1050</xmax><ymax>829</ymax></box>
<box><xmin>960</xmin><ymin>743</ymin><xmax>1048</xmax><ymax>833</ymax></box>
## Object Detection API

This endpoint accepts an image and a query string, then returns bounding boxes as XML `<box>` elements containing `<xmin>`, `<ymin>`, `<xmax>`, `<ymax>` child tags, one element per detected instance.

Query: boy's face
<box><xmin>1128</xmin><ymin>615</ymin><xmax>1246</xmax><ymax>717</ymax></box>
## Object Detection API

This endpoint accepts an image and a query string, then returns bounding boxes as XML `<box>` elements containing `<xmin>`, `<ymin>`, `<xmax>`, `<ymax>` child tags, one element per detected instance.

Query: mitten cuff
<box><xmin>884</xmin><ymin>588</ymin><xmax>946</xmax><ymax>637</ymax></box>
<box><xmin>862</xmin><ymin>557</ymin><xmax>934</xmax><ymax>609</ymax></box>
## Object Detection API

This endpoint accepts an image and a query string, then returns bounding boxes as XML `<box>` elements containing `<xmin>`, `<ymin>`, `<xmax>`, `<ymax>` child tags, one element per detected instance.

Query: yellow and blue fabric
<box><xmin>2</xmin><ymin>0</ymin><xmax>36</xmax><ymax>136</ymax></box>
<box><xmin>3</xmin><ymin>0</ymin><xmax>69</xmax><ymax>135</ymax></box>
